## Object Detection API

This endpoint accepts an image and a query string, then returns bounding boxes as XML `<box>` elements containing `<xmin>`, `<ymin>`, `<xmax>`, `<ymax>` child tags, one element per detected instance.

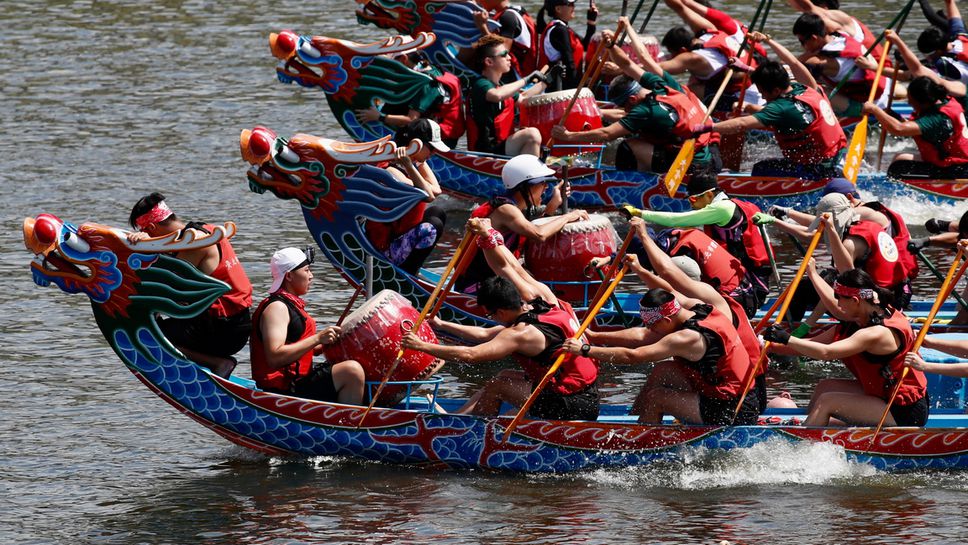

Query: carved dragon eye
<box><xmin>63</xmin><ymin>230</ymin><xmax>90</xmax><ymax>254</ymax></box>
<box><xmin>33</xmin><ymin>215</ymin><xmax>61</xmax><ymax>246</ymax></box>
<box><xmin>248</xmin><ymin>129</ymin><xmax>274</xmax><ymax>158</ymax></box>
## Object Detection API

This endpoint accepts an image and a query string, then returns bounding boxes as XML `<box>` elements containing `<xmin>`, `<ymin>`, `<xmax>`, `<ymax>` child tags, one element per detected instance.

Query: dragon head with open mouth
<box><xmin>24</xmin><ymin>213</ymin><xmax>234</xmax><ymax>362</ymax></box>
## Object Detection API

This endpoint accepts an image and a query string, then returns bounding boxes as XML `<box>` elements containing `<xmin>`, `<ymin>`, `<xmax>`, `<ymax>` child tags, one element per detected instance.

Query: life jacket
<box><xmin>698</xmin><ymin>29</ymin><xmax>757</xmax><ymax>94</ymax></box>
<box><xmin>429</xmin><ymin>71</ymin><xmax>465</xmax><ymax>142</ymax></box>
<box><xmin>512</xmin><ymin>299</ymin><xmax>598</xmax><ymax>395</ymax></box>
<box><xmin>820</xmin><ymin>33</ymin><xmax>885</xmax><ymax>101</ymax></box>
<box><xmin>637</xmin><ymin>85</ymin><xmax>720</xmax><ymax>149</ymax></box>
<box><xmin>835</xmin><ymin>310</ymin><xmax>926</xmax><ymax>405</ymax></box>
<box><xmin>366</xmin><ymin>201</ymin><xmax>428</xmax><ymax>252</ymax></box>
<box><xmin>722</xmin><ymin>294</ymin><xmax>764</xmax><ymax>378</ymax></box>
<box><xmin>495</xmin><ymin>5</ymin><xmax>538</xmax><ymax>75</ymax></box>
<box><xmin>703</xmin><ymin>199</ymin><xmax>770</xmax><ymax>270</ymax></box>
<box><xmin>850</xmin><ymin>16</ymin><xmax>888</xmax><ymax>66</ymax></box>
<box><xmin>912</xmin><ymin>98</ymin><xmax>968</xmax><ymax>167</ymax></box>
<box><xmin>182</xmin><ymin>222</ymin><xmax>252</xmax><ymax>318</ymax></box>
<box><xmin>669</xmin><ymin>228</ymin><xmax>746</xmax><ymax>296</ymax></box>
<box><xmin>465</xmin><ymin>85</ymin><xmax>515</xmax><ymax>152</ymax></box>
<box><xmin>537</xmin><ymin>19</ymin><xmax>584</xmax><ymax>73</ymax></box>
<box><xmin>250</xmin><ymin>291</ymin><xmax>316</xmax><ymax>392</ymax></box>
<box><xmin>864</xmin><ymin>202</ymin><xmax>918</xmax><ymax>280</ymax></box>
<box><xmin>846</xmin><ymin>220</ymin><xmax>908</xmax><ymax>289</ymax></box>
<box><xmin>772</xmin><ymin>86</ymin><xmax>847</xmax><ymax>164</ymax></box>
<box><xmin>674</xmin><ymin>304</ymin><xmax>752</xmax><ymax>399</ymax></box>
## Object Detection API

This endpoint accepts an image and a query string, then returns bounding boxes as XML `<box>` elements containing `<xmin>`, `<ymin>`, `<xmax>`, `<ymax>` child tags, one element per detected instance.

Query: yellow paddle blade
<box><xmin>842</xmin><ymin>116</ymin><xmax>869</xmax><ymax>184</ymax></box>
<box><xmin>664</xmin><ymin>138</ymin><xmax>696</xmax><ymax>197</ymax></box>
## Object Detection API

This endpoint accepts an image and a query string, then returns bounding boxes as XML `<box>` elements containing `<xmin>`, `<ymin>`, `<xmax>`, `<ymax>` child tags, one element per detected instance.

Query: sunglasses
<box><xmin>488</xmin><ymin>50</ymin><xmax>510</xmax><ymax>58</ymax></box>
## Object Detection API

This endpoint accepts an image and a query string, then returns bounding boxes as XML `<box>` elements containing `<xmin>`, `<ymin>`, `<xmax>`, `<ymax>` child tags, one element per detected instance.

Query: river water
<box><xmin>3</xmin><ymin>1</ymin><xmax>968</xmax><ymax>543</ymax></box>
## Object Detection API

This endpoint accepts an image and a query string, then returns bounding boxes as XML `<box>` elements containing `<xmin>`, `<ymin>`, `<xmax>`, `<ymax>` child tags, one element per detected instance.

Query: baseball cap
<box><xmin>821</xmin><ymin>178</ymin><xmax>861</xmax><ymax>199</ymax></box>
<box><xmin>269</xmin><ymin>247</ymin><xmax>313</xmax><ymax>293</ymax></box>
<box><xmin>396</xmin><ymin>118</ymin><xmax>450</xmax><ymax>153</ymax></box>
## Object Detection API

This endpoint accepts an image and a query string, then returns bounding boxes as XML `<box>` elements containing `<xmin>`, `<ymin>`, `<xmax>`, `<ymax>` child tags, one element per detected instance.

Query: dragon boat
<box><xmin>268</xmin><ymin>27</ymin><xmax>968</xmax><ymax>210</ymax></box>
<box><xmin>21</xmin><ymin>212</ymin><xmax>968</xmax><ymax>472</ymax></box>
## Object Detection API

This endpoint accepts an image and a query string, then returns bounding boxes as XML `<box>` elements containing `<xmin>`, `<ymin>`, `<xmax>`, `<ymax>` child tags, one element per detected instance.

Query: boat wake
<box><xmin>578</xmin><ymin>438</ymin><xmax>878</xmax><ymax>489</ymax></box>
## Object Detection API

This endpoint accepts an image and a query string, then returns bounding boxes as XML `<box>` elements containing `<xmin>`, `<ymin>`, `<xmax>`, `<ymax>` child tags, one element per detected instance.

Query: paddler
<box><xmin>551</xmin><ymin>19</ymin><xmax>723</xmax><ymax>173</ymax></box>
<box><xmin>473</xmin><ymin>0</ymin><xmax>540</xmax><ymax>79</ymax></box>
<box><xmin>709</xmin><ymin>32</ymin><xmax>848</xmax><ymax>179</ymax></box>
<box><xmin>535</xmin><ymin>0</ymin><xmax>598</xmax><ymax>90</ymax></box>
<box><xmin>763</xmin><ymin>268</ymin><xmax>929</xmax><ymax>427</ymax></box>
<box><xmin>127</xmin><ymin>192</ymin><xmax>252</xmax><ymax>378</ymax></box>
<box><xmin>466</xmin><ymin>35</ymin><xmax>548</xmax><ymax>156</ymax></box>
<box><xmin>401</xmin><ymin>218</ymin><xmax>600</xmax><ymax>420</ymax></box>
<box><xmin>250</xmin><ymin>247</ymin><xmax>366</xmax><ymax>404</ymax></box>
<box><xmin>787</xmin><ymin>0</ymin><xmax>886</xmax><ymax>61</ymax></box>
<box><xmin>916</xmin><ymin>0</ymin><xmax>968</xmax><ymax>87</ymax></box>
<box><xmin>622</xmin><ymin>171</ymin><xmax>771</xmax><ymax>312</ymax></box>
<box><xmin>905</xmin><ymin>334</ymin><xmax>968</xmax><ymax>377</ymax></box>
<box><xmin>454</xmin><ymin>154</ymin><xmax>587</xmax><ymax>294</ymax></box>
<box><xmin>561</xmin><ymin>255</ymin><xmax>760</xmax><ymax>425</ymax></box>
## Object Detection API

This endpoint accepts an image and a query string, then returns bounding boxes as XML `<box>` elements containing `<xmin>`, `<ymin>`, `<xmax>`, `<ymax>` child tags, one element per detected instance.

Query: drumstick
<box><xmin>336</xmin><ymin>283</ymin><xmax>365</xmax><ymax>327</ymax></box>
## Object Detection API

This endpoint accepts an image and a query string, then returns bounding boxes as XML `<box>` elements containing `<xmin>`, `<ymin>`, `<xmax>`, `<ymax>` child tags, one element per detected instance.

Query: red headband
<box><xmin>833</xmin><ymin>281</ymin><xmax>876</xmax><ymax>302</ymax></box>
<box><xmin>134</xmin><ymin>201</ymin><xmax>173</xmax><ymax>230</ymax></box>
<box><xmin>639</xmin><ymin>299</ymin><xmax>681</xmax><ymax>327</ymax></box>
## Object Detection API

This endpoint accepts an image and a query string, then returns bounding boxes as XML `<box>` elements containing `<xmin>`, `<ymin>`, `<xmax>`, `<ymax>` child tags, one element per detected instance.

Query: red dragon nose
<box><xmin>248</xmin><ymin>129</ymin><xmax>274</xmax><ymax>158</ymax></box>
<box><xmin>34</xmin><ymin>214</ymin><xmax>61</xmax><ymax>245</ymax></box>
<box><xmin>276</xmin><ymin>30</ymin><xmax>298</xmax><ymax>55</ymax></box>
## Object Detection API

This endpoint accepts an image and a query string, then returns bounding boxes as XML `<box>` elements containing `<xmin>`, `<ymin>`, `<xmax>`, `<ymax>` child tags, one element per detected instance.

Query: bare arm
<box><xmin>564</xmin><ymin>328</ymin><xmax>703</xmax><ymax>364</ymax></box>
<box><xmin>863</xmin><ymin>103</ymin><xmax>923</xmax><ymax>137</ymax></box>
<box><xmin>402</xmin><ymin>324</ymin><xmax>543</xmax><ymax>363</ymax></box>
<box><xmin>493</xmin><ymin>204</ymin><xmax>588</xmax><ymax>243</ymax></box>
<box><xmin>806</xmin><ymin>258</ymin><xmax>850</xmax><ymax>321</ymax></box>
<box><xmin>922</xmin><ymin>335</ymin><xmax>968</xmax><ymax>357</ymax></box>
<box><xmin>712</xmin><ymin>115</ymin><xmax>767</xmax><ymax>135</ymax></box>
<box><xmin>757</xmin><ymin>32</ymin><xmax>820</xmax><ymax>90</ymax></box>
<box><xmin>784</xmin><ymin>324</ymin><xmax>900</xmax><ymax>360</ymax></box>
<box><xmin>259</xmin><ymin>302</ymin><xmax>330</xmax><ymax>370</ymax></box>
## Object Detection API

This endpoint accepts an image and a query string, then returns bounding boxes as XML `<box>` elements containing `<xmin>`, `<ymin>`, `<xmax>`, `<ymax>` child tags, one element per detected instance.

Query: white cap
<box><xmin>269</xmin><ymin>247</ymin><xmax>311</xmax><ymax>293</ymax></box>
<box><xmin>809</xmin><ymin>193</ymin><xmax>858</xmax><ymax>238</ymax></box>
<box><xmin>501</xmin><ymin>154</ymin><xmax>556</xmax><ymax>190</ymax></box>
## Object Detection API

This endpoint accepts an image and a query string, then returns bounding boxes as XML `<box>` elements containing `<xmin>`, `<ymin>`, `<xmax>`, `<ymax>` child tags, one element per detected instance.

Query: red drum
<box><xmin>586</xmin><ymin>33</ymin><xmax>662</xmax><ymax>70</ymax></box>
<box><xmin>322</xmin><ymin>289</ymin><xmax>443</xmax><ymax>405</ymax></box>
<box><xmin>524</xmin><ymin>213</ymin><xmax>618</xmax><ymax>304</ymax></box>
<box><xmin>519</xmin><ymin>88</ymin><xmax>602</xmax><ymax>156</ymax></box>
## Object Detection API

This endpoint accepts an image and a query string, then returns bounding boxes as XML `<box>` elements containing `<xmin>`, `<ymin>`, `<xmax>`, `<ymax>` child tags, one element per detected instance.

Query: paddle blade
<box><xmin>842</xmin><ymin>116</ymin><xmax>869</xmax><ymax>184</ymax></box>
<box><xmin>664</xmin><ymin>139</ymin><xmax>695</xmax><ymax>197</ymax></box>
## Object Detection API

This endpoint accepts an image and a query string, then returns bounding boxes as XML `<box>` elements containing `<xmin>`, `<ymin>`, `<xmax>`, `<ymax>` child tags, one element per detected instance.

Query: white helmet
<box><xmin>501</xmin><ymin>154</ymin><xmax>556</xmax><ymax>191</ymax></box>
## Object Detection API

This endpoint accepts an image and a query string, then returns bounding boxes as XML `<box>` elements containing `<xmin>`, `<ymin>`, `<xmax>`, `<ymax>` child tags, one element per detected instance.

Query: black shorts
<box><xmin>288</xmin><ymin>364</ymin><xmax>339</xmax><ymax>402</ymax></box>
<box><xmin>750</xmin><ymin>157</ymin><xmax>843</xmax><ymax>180</ymax></box>
<box><xmin>890</xmin><ymin>394</ymin><xmax>930</xmax><ymax>427</ymax></box>
<box><xmin>529</xmin><ymin>383</ymin><xmax>600</xmax><ymax>421</ymax></box>
<box><xmin>700</xmin><ymin>387</ymin><xmax>761</xmax><ymax>426</ymax></box>
<box><xmin>159</xmin><ymin>308</ymin><xmax>251</xmax><ymax>358</ymax></box>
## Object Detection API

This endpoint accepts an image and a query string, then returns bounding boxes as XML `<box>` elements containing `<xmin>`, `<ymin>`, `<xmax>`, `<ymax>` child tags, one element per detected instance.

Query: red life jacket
<box><xmin>722</xmin><ymin>294</ymin><xmax>764</xmax><ymax>377</ymax></box>
<box><xmin>365</xmin><ymin>201</ymin><xmax>428</xmax><ymax>252</ymax></box>
<box><xmin>250</xmin><ymin>291</ymin><xmax>316</xmax><ymax>392</ymax></box>
<box><xmin>950</xmin><ymin>35</ymin><xmax>968</xmax><ymax>63</ymax></box>
<box><xmin>429</xmin><ymin>71</ymin><xmax>465</xmax><ymax>142</ymax></box>
<box><xmin>674</xmin><ymin>304</ymin><xmax>753</xmax><ymax>399</ymax></box>
<box><xmin>469</xmin><ymin>197</ymin><xmax>528</xmax><ymax>257</ymax></box>
<box><xmin>537</xmin><ymin>19</ymin><xmax>584</xmax><ymax>73</ymax></box>
<box><xmin>495</xmin><ymin>5</ymin><xmax>538</xmax><ymax>75</ymax></box>
<box><xmin>669</xmin><ymin>228</ymin><xmax>745</xmax><ymax>296</ymax></box>
<box><xmin>846</xmin><ymin>220</ymin><xmax>908</xmax><ymax>289</ymax></box>
<box><xmin>187</xmin><ymin>223</ymin><xmax>252</xmax><ymax>318</ymax></box>
<box><xmin>704</xmin><ymin>199</ymin><xmax>770</xmax><ymax>270</ymax></box>
<box><xmin>512</xmin><ymin>300</ymin><xmax>598</xmax><ymax>395</ymax></box>
<box><xmin>465</xmin><ymin>91</ymin><xmax>515</xmax><ymax>152</ymax></box>
<box><xmin>772</xmin><ymin>86</ymin><xmax>847</xmax><ymax>164</ymax></box>
<box><xmin>836</xmin><ymin>310</ymin><xmax>926</xmax><ymax>405</ymax></box>
<box><xmin>638</xmin><ymin>86</ymin><xmax>720</xmax><ymax>149</ymax></box>
<box><xmin>912</xmin><ymin>98</ymin><xmax>968</xmax><ymax>167</ymax></box>
<box><xmin>821</xmin><ymin>33</ymin><xmax>885</xmax><ymax>101</ymax></box>
<box><xmin>864</xmin><ymin>202</ymin><xmax>918</xmax><ymax>280</ymax></box>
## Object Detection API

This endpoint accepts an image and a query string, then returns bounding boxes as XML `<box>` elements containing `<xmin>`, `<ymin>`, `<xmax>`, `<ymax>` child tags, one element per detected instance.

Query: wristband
<box><xmin>580</xmin><ymin>343</ymin><xmax>591</xmax><ymax>357</ymax></box>
<box><xmin>477</xmin><ymin>228</ymin><xmax>505</xmax><ymax>250</ymax></box>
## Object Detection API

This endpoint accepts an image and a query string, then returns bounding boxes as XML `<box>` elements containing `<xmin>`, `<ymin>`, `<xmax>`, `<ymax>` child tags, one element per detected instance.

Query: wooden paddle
<box><xmin>587</xmin><ymin>228</ymin><xmax>635</xmax><ymax>310</ymax></box>
<box><xmin>733</xmin><ymin>218</ymin><xmax>827</xmax><ymax>420</ymax></box>
<box><xmin>500</xmin><ymin>263</ymin><xmax>630</xmax><ymax>442</ymax></box>
<box><xmin>841</xmin><ymin>42</ymin><xmax>893</xmax><ymax>184</ymax></box>
<box><xmin>662</xmin><ymin>70</ymin><xmax>733</xmax><ymax>197</ymax></box>
<box><xmin>868</xmin><ymin>244</ymin><xmax>968</xmax><ymax>447</ymax></box>
<box><xmin>336</xmin><ymin>283</ymin><xmax>365</xmax><ymax>327</ymax></box>
<box><xmin>356</xmin><ymin>232</ymin><xmax>478</xmax><ymax>427</ymax></box>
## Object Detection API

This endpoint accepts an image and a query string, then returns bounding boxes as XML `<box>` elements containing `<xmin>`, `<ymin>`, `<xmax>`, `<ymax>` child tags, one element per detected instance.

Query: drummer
<box><xmin>472</xmin><ymin>0</ymin><xmax>540</xmax><ymax>78</ymax></box>
<box><xmin>551</xmin><ymin>20</ymin><xmax>722</xmax><ymax>173</ymax></box>
<box><xmin>455</xmin><ymin>154</ymin><xmax>587</xmax><ymax>294</ymax></box>
<box><xmin>763</xmin><ymin>268</ymin><xmax>929</xmax><ymax>427</ymax></box>
<box><xmin>622</xmin><ymin>172</ymin><xmax>772</xmax><ymax>312</ymax></box>
<box><xmin>709</xmin><ymin>32</ymin><xmax>848</xmax><ymax>179</ymax></box>
<box><xmin>250</xmin><ymin>247</ymin><xmax>366</xmax><ymax>404</ymax></box>
<box><xmin>466</xmin><ymin>35</ymin><xmax>548</xmax><ymax>156</ymax></box>
<box><xmin>402</xmin><ymin>218</ymin><xmax>600</xmax><ymax>420</ymax></box>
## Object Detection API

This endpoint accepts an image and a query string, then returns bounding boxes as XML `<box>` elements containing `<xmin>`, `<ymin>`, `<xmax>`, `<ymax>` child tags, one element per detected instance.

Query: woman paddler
<box><xmin>863</xmin><ymin>75</ymin><xmax>968</xmax><ymax>180</ymax></box>
<box><xmin>762</xmin><ymin>268</ymin><xmax>929</xmax><ymax>427</ymax></box>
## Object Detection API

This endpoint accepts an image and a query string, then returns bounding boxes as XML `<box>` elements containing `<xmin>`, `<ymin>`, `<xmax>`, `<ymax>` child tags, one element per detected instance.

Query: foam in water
<box><xmin>581</xmin><ymin>438</ymin><xmax>878</xmax><ymax>490</ymax></box>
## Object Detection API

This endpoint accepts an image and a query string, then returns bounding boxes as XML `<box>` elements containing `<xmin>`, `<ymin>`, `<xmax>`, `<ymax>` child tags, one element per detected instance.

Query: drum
<box><xmin>586</xmin><ymin>33</ymin><xmax>662</xmax><ymax>69</ymax></box>
<box><xmin>519</xmin><ymin>88</ymin><xmax>602</xmax><ymax>156</ymax></box>
<box><xmin>524</xmin><ymin>213</ymin><xmax>618</xmax><ymax>304</ymax></box>
<box><xmin>321</xmin><ymin>289</ymin><xmax>443</xmax><ymax>405</ymax></box>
